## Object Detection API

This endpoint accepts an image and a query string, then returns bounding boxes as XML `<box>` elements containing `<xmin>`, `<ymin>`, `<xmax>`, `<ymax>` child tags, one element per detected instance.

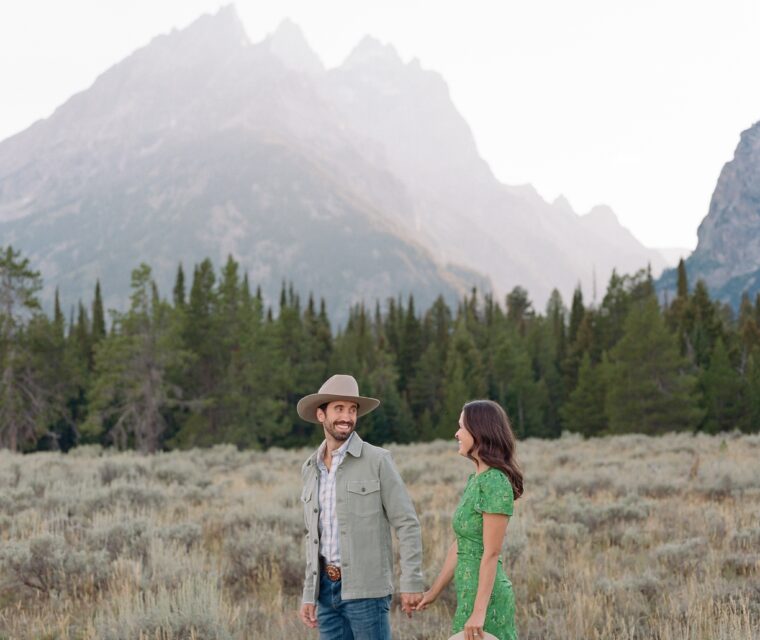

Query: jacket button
<box><xmin>313</xmin><ymin>539</ymin><xmax>318</xmax><ymax>544</ymax></box>
<box><xmin>313</xmin><ymin>508</ymin><xmax>318</xmax><ymax>513</ymax></box>
<box><xmin>304</xmin><ymin>528</ymin><xmax>309</xmax><ymax>535</ymax></box>
<box><xmin>361</xmin><ymin>487</ymin><xmax>366</xmax><ymax>492</ymax></box>
<box><xmin>313</xmin><ymin>571</ymin><xmax>317</xmax><ymax>575</ymax></box>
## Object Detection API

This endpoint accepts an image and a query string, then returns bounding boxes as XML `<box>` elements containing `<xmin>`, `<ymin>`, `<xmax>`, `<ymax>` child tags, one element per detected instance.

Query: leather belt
<box><xmin>320</xmin><ymin>557</ymin><xmax>342</xmax><ymax>582</ymax></box>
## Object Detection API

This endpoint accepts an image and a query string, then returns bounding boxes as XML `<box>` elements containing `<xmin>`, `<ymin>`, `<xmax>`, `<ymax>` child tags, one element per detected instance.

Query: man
<box><xmin>297</xmin><ymin>374</ymin><xmax>425</xmax><ymax>639</ymax></box>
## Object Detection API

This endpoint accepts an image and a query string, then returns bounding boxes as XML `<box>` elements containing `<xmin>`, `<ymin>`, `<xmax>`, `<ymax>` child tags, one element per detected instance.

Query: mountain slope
<box><xmin>0</xmin><ymin>7</ymin><xmax>484</xmax><ymax>319</ymax></box>
<box><xmin>658</xmin><ymin>120</ymin><xmax>760</xmax><ymax>308</ymax></box>
<box><xmin>1</xmin><ymin>6</ymin><xmax>668</xmax><ymax>318</ymax></box>
<box><xmin>324</xmin><ymin>37</ymin><xmax>667</xmax><ymax>307</ymax></box>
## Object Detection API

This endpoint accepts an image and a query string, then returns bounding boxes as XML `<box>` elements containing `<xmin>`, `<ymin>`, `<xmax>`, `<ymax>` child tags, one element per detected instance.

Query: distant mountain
<box><xmin>0</xmin><ymin>7</ymin><xmax>484</xmax><ymax>321</ymax></box>
<box><xmin>0</xmin><ymin>6</ymin><xmax>666</xmax><ymax>320</ymax></box>
<box><xmin>323</xmin><ymin>35</ymin><xmax>668</xmax><ymax>307</ymax></box>
<box><xmin>658</xmin><ymin>120</ymin><xmax>760</xmax><ymax>308</ymax></box>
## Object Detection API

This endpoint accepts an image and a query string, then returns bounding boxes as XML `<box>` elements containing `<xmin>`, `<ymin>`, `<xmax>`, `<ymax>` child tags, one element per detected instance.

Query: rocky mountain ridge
<box><xmin>1</xmin><ymin>6</ymin><xmax>671</xmax><ymax>320</ymax></box>
<box><xmin>658</xmin><ymin>120</ymin><xmax>760</xmax><ymax>308</ymax></box>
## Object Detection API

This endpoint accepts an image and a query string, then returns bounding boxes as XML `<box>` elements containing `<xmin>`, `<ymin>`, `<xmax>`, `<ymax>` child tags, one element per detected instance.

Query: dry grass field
<box><xmin>0</xmin><ymin>432</ymin><xmax>759</xmax><ymax>639</ymax></box>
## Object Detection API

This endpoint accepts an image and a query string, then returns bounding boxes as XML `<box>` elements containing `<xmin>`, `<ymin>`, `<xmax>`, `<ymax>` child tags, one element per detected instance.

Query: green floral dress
<box><xmin>451</xmin><ymin>467</ymin><xmax>517</xmax><ymax>640</ymax></box>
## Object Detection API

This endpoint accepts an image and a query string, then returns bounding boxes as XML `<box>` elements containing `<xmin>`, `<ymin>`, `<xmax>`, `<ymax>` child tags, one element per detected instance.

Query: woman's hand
<box><xmin>414</xmin><ymin>589</ymin><xmax>437</xmax><ymax>611</ymax></box>
<box><xmin>463</xmin><ymin>610</ymin><xmax>486</xmax><ymax>639</ymax></box>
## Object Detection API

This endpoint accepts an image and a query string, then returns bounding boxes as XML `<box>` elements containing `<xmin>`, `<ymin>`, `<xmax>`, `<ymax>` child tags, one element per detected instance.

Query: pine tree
<box><xmin>563</xmin><ymin>308</ymin><xmax>597</xmax><ymax>394</ymax></box>
<box><xmin>173</xmin><ymin>263</ymin><xmax>186</xmax><ymax>308</ymax></box>
<box><xmin>526</xmin><ymin>315</ymin><xmax>564</xmax><ymax>437</ymax></box>
<box><xmin>560</xmin><ymin>352</ymin><xmax>607</xmax><ymax>437</ymax></box>
<box><xmin>699</xmin><ymin>338</ymin><xmax>745</xmax><ymax>433</ymax></box>
<box><xmin>26</xmin><ymin>309</ymin><xmax>77</xmax><ymax>450</ymax></box>
<box><xmin>92</xmin><ymin>280</ymin><xmax>106</xmax><ymax>345</ymax></box>
<box><xmin>568</xmin><ymin>286</ymin><xmax>585</xmax><ymax>344</ymax></box>
<box><xmin>677</xmin><ymin>258</ymin><xmax>688</xmax><ymax>298</ymax></box>
<box><xmin>54</xmin><ymin>289</ymin><xmax>64</xmax><ymax>326</ymax></box>
<box><xmin>0</xmin><ymin>247</ymin><xmax>57</xmax><ymax>450</ymax></box>
<box><xmin>437</xmin><ymin>319</ymin><xmax>487</xmax><ymax>438</ymax></box>
<box><xmin>738</xmin><ymin>293</ymin><xmax>760</xmax><ymax>373</ymax></box>
<box><xmin>742</xmin><ymin>348</ymin><xmax>760</xmax><ymax>434</ymax></box>
<box><xmin>84</xmin><ymin>264</ymin><xmax>190</xmax><ymax>452</ymax></box>
<box><xmin>492</xmin><ymin>327</ymin><xmax>547</xmax><ymax>438</ymax></box>
<box><xmin>181</xmin><ymin>259</ymin><xmax>219</xmax><ymax>424</ymax></box>
<box><xmin>605</xmin><ymin>296</ymin><xmax>702</xmax><ymax>434</ymax></box>
<box><xmin>397</xmin><ymin>295</ymin><xmax>422</xmax><ymax>392</ymax></box>
<box><xmin>506</xmin><ymin>286</ymin><xmax>534</xmax><ymax>336</ymax></box>
<box><xmin>686</xmin><ymin>280</ymin><xmax>725</xmax><ymax>368</ymax></box>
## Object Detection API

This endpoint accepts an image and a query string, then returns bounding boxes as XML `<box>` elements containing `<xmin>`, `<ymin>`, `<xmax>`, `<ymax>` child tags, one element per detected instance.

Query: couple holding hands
<box><xmin>297</xmin><ymin>375</ymin><xmax>524</xmax><ymax>640</ymax></box>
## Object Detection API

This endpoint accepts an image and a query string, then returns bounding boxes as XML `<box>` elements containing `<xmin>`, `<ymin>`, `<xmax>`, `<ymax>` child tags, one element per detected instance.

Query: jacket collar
<box><xmin>307</xmin><ymin>431</ymin><xmax>364</xmax><ymax>467</ymax></box>
<box><xmin>347</xmin><ymin>432</ymin><xmax>364</xmax><ymax>457</ymax></box>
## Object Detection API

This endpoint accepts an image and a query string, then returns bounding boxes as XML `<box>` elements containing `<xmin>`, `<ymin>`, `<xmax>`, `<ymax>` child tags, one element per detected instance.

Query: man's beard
<box><xmin>323</xmin><ymin>419</ymin><xmax>355</xmax><ymax>441</ymax></box>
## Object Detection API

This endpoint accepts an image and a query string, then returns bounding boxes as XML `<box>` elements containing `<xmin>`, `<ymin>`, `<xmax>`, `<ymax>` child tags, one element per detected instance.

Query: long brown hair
<box><xmin>462</xmin><ymin>400</ymin><xmax>524</xmax><ymax>499</ymax></box>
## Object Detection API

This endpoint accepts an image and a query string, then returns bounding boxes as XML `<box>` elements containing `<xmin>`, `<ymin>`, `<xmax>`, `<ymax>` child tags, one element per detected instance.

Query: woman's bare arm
<box><xmin>416</xmin><ymin>539</ymin><xmax>458</xmax><ymax>608</ymax></box>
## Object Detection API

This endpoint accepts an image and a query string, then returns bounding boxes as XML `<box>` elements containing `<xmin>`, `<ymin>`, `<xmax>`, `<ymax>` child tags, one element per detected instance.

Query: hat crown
<box><xmin>296</xmin><ymin>373</ymin><xmax>379</xmax><ymax>423</ymax></box>
<box><xmin>319</xmin><ymin>374</ymin><xmax>360</xmax><ymax>397</ymax></box>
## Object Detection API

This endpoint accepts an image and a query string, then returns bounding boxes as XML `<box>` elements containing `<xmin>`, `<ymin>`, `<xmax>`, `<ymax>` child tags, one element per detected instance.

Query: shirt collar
<box><xmin>317</xmin><ymin>431</ymin><xmax>355</xmax><ymax>469</ymax></box>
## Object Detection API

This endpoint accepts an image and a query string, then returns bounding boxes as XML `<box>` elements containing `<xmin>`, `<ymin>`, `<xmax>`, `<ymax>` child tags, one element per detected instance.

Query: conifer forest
<box><xmin>1</xmin><ymin>245</ymin><xmax>758</xmax><ymax>454</ymax></box>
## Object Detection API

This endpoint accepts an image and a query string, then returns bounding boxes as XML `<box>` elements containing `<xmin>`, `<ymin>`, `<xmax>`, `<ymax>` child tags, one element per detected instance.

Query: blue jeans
<box><xmin>317</xmin><ymin>571</ymin><xmax>392</xmax><ymax>640</ymax></box>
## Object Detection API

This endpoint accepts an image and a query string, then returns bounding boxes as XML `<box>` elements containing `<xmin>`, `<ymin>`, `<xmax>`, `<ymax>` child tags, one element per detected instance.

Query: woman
<box><xmin>416</xmin><ymin>400</ymin><xmax>524</xmax><ymax>640</ymax></box>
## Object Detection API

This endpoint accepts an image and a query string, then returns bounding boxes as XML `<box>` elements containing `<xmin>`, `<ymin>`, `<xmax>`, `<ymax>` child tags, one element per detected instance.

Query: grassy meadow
<box><xmin>0</xmin><ymin>432</ymin><xmax>759</xmax><ymax>639</ymax></box>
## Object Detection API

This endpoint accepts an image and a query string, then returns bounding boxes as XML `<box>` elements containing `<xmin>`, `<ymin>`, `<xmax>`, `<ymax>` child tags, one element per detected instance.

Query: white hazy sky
<box><xmin>2</xmin><ymin>0</ymin><xmax>760</xmax><ymax>250</ymax></box>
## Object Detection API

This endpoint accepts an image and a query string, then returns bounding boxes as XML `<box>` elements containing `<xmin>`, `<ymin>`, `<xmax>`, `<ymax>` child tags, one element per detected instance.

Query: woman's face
<box><xmin>455</xmin><ymin>411</ymin><xmax>476</xmax><ymax>458</ymax></box>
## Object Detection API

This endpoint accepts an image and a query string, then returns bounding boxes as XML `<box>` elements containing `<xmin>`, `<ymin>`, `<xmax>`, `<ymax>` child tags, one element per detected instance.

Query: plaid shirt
<box><xmin>316</xmin><ymin>432</ymin><xmax>354</xmax><ymax>565</ymax></box>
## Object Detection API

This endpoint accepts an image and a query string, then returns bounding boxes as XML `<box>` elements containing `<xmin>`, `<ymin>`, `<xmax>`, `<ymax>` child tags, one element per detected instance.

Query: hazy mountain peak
<box><xmin>583</xmin><ymin>204</ymin><xmax>619</xmax><ymax>225</ymax></box>
<box><xmin>265</xmin><ymin>18</ymin><xmax>324</xmax><ymax>74</ymax></box>
<box><xmin>180</xmin><ymin>4</ymin><xmax>249</xmax><ymax>46</ymax></box>
<box><xmin>342</xmin><ymin>35</ymin><xmax>403</xmax><ymax>70</ymax></box>
<box><xmin>551</xmin><ymin>195</ymin><xmax>575</xmax><ymax>215</ymax></box>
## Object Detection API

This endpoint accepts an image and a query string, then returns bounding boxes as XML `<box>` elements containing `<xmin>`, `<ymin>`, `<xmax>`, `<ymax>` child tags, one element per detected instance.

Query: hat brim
<box><xmin>297</xmin><ymin>393</ymin><xmax>380</xmax><ymax>423</ymax></box>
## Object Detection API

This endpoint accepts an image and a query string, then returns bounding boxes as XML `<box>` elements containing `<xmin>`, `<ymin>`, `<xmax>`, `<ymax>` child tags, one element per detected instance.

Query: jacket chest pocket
<box><xmin>346</xmin><ymin>480</ymin><xmax>381</xmax><ymax>517</ymax></box>
<box><xmin>301</xmin><ymin>483</ymin><xmax>315</xmax><ymax>526</ymax></box>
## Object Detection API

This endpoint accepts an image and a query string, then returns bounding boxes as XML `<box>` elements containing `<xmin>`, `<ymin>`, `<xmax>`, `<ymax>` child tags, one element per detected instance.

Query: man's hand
<box><xmin>415</xmin><ymin>589</ymin><xmax>437</xmax><ymax>611</ymax></box>
<box><xmin>400</xmin><ymin>592</ymin><xmax>423</xmax><ymax>618</ymax></box>
<box><xmin>299</xmin><ymin>603</ymin><xmax>318</xmax><ymax>629</ymax></box>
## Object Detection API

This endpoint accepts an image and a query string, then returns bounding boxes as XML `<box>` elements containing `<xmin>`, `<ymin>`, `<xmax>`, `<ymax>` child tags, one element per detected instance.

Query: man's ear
<box><xmin>316</xmin><ymin>407</ymin><xmax>326</xmax><ymax>423</ymax></box>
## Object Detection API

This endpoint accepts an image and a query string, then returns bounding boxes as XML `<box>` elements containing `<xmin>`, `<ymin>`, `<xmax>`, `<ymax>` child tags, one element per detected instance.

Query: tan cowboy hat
<box><xmin>297</xmin><ymin>374</ymin><xmax>380</xmax><ymax>423</ymax></box>
<box><xmin>448</xmin><ymin>632</ymin><xmax>498</xmax><ymax>640</ymax></box>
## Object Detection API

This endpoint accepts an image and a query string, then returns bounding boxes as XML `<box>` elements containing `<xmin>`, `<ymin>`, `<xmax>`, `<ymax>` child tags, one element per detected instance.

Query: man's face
<box><xmin>317</xmin><ymin>401</ymin><xmax>359</xmax><ymax>442</ymax></box>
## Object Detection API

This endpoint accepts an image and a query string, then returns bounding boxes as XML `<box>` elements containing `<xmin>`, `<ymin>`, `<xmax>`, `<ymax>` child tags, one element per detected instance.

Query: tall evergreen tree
<box><xmin>506</xmin><ymin>286</ymin><xmax>534</xmax><ymax>336</ymax></box>
<box><xmin>92</xmin><ymin>280</ymin><xmax>106</xmax><ymax>345</ymax></box>
<box><xmin>0</xmin><ymin>247</ymin><xmax>58</xmax><ymax>450</ymax></box>
<box><xmin>567</xmin><ymin>286</ymin><xmax>585</xmax><ymax>344</ymax></box>
<box><xmin>438</xmin><ymin>319</ymin><xmax>487</xmax><ymax>438</ymax></box>
<box><xmin>699</xmin><ymin>338</ymin><xmax>745</xmax><ymax>433</ymax></box>
<box><xmin>84</xmin><ymin>264</ymin><xmax>190</xmax><ymax>452</ymax></box>
<box><xmin>685</xmin><ymin>280</ymin><xmax>725</xmax><ymax>368</ymax></box>
<box><xmin>676</xmin><ymin>258</ymin><xmax>688</xmax><ymax>298</ymax></box>
<box><xmin>397</xmin><ymin>295</ymin><xmax>422</xmax><ymax>392</ymax></box>
<box><xmin>560</xmin><ymin>352</ymin><xmax>607</xmax><ymax>437</ymax></box>
<box><xmin>173</xmin><ymin>263</ymin><xmax>186</xmax><ymax>309</ymax></box>
<box><xmin>492</xmin><ymin>328</ymin><xmax>547</xmax><ymax>438</ymax></box>
<box><xmin>606</xmin><ymin>296</ymin><xmax>702</xmax><ymax>434</ymax></box>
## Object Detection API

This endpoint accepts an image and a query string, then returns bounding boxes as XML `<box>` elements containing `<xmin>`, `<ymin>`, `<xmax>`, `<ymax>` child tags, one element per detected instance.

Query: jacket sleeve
<box><xmin>378</xmin><ymin>451</ymin><xmax>425</xmax><ymax>593</ymax></box>
<box><xmin>301</xmin><ymin>458</ymin><xmax>318</xmax><ymax>604</ymax></box>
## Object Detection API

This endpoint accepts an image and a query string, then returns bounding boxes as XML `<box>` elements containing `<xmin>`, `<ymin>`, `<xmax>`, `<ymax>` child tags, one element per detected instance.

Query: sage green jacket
<box><xmin>300</xmin><ymin>432</ymin><xmax>424</xmax><ymax>603</ymax></box>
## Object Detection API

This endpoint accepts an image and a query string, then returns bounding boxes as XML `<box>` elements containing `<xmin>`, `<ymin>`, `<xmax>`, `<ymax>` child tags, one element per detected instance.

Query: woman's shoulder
<box><xmin>476</xmin><ymin>467</ymin><xmax>514</xmax><ymax>493</ymax></box>
<box><xmin>473</xmin><ymin>467</ymin><xmax>514</xmax><ymax>515</ymax></box>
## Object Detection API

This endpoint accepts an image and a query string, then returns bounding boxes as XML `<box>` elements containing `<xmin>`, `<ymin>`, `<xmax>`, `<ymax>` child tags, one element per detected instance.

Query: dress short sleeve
<box><xmin>475</xmin><ymin>469</ymin><xmax>514</xmax><ymax>516</ymax></box>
